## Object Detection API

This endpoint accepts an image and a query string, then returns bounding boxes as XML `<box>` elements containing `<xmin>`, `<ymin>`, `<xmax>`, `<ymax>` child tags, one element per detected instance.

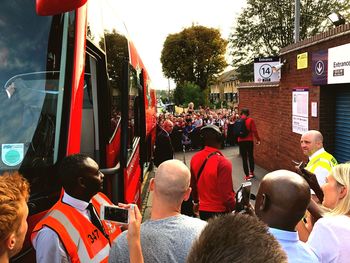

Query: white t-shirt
<box><xmin>109</xmin><ymin>215</ymin><xmax>207</xmax><ymax>263</ymax></box>
<box><xmin>307</xmin><ymin>215</ymin><xmax>350</xmax><ymax>263</ymax></box>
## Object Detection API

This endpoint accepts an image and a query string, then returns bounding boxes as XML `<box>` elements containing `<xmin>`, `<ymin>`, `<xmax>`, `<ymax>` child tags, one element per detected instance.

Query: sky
<box><xmin>111</xmin><ymin>0</ymin><xmax>247</xmax><ymax>90</ymax></box>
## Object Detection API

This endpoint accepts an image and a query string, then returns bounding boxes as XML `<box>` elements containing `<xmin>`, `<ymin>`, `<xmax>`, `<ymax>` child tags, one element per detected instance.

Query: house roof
<box><xmin>217</xmin><ymin>69</ymin><xmax>237</xmax><ymax>83</ymax></box>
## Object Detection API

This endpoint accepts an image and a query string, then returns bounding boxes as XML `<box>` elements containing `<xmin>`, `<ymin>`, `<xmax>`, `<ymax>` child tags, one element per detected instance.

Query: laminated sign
<box><xmin>254</xmin><ymin>57</ymin><xmax>281</xmax><ymax>82</ymax></box>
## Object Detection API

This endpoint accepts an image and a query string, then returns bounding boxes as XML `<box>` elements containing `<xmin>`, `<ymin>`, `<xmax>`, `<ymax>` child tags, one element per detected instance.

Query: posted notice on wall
<box><xmin>292</xmin><ymin>89</ymin><xmax>308</xmax><ymax>134</ymax></box>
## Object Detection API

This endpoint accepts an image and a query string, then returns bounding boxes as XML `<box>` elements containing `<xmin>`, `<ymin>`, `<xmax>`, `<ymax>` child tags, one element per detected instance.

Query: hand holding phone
<box><xmin>100</xmin><ymin>205</ymin><xmax>130</xmax><ymax>224</ymax></box>
<box><xmin>126</xmin><ymin>204</ymin><xmax>143</xmax><ymax>263</ymax></box>
<box><xmin>235</xmin><ymin>181</ymin><xmax>252</xmax><ymax>213</ymax></box>
<box><xmin>127</xmin><ymin>204</ymin><xmax>142</xmax><ymax>241</ymax></box>
<box><xmin>292</xmin><ymin>160</ymin><xmax>324</xmax><ymax>202</ymax></box>
<box><xmin>293</xmin><ymin>160</ymin><xmax>316</xmax><ymax>185</ymax></box>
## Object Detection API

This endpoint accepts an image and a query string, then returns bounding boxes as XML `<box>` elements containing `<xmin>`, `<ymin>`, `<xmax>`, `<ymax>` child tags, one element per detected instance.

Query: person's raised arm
<box><xmin>125</xmin><ymin>204</ymin><xmax>143</xmax><ymax>263</ymax></box>
<box><xmin>295</xmin><ymin>163</ymin><xmax>324</xmax><ymax>203</ymax></box>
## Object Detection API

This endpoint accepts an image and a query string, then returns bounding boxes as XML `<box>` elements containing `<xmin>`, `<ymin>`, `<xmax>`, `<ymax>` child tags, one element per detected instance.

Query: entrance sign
<box><xmin>328</xmin><ymin>43</ymin><xmax>350</xmax><ymax>84</ymax></box>
<box><xmin>312</xmin><ymin>50</ymin><xmax>328</xmax><ymax>85</ymax></box>
<box><xmin>254</xmin><ymin>57</ymin><xmax>280</xmax><ymax>82</ymax></box>
<box><xmin>292</xmin><ymin>89</ymin><xmax>309</xmax><ymax>135</ymax></box>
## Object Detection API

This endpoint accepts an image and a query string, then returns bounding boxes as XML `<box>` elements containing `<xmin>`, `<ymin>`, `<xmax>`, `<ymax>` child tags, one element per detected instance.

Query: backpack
<box><xmin>232</xmin><ymin>118</ymin><xmax>249</xmax><ymax>138</ymax></box>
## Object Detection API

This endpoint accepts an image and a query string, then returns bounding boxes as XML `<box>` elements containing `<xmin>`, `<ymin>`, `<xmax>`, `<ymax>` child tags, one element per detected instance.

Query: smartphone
<box><xmin>100</xmin><ymin>205</ymin><xmax>130</xmax><ymax>224</ymax></box>
<box><xmin>235</xmin><ymin>181</ymin><xmax>252</xmax><ymax>212</ymax></box>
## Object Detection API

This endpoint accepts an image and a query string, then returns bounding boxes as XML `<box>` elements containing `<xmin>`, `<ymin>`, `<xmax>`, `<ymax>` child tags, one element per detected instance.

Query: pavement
<box><xmin>140</xmin><ymin>145</ymin><xmax>268</xmax><ymax>221</ymax></box>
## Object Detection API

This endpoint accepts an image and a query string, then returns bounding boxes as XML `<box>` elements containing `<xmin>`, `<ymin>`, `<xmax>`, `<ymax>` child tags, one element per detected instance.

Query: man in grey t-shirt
<box><xmin>109</xmin><ymin>160</ymin><xmax>207</xmax><ymax>263</ymax></box>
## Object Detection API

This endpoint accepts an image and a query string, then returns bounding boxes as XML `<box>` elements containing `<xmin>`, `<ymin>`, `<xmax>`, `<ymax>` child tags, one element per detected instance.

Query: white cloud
<box><xmin>109</xmin><ymin>0</ymin><xmax>246</xmax><ymax>90</ymax></box>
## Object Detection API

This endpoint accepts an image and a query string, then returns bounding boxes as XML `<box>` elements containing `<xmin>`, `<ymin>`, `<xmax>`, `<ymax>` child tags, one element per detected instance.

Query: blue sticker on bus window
<box><xmin>1</xmin><ymin>144</ymin><xmax>24</xmax><ymax>166</ymax></box>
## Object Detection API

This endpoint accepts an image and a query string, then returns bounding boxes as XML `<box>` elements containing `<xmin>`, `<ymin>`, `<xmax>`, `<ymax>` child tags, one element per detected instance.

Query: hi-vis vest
<box><xmin>305</xmin><ymin>150</ymin><xmax>338</xmax><ymax>174</ymax></box>
<box><xmin>31</xmin><ymin>192</ymin><xmax>121</xmax><ymax>263</ymax></box>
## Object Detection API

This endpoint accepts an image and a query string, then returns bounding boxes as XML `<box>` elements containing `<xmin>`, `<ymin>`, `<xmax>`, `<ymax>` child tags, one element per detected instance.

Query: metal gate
<box><xmin>335</xmin><ymin>90</ymin><xmax>350</xmax><ymax>163</ymax></box>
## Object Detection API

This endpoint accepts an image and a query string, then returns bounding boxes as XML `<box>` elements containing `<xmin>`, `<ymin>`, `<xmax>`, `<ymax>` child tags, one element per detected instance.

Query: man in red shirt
<box><xmin>190</xmin><ymin>125</ymin><xmax>236</xmax><ymax>221</ymax></box>
<box><xmin>237</xmin><ymin>108</ymin><xmax>261</xmax><ymax>180</ymax></box>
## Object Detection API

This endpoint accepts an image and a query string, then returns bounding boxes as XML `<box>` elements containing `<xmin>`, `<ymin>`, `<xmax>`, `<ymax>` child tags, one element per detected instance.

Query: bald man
<box><xmin>109</xmin><ymin>160</ymin><xmax>206</xmax><ymax>263</ymax></box>
<box><xmin>300</xmin><ymin>130</ymin><xmax>337</xmax><ymax>187</ymax></box>
<box><xmin>255</xmin><ymin>170</ymin><xmax>318</xmax><ymax>263</ymax></box>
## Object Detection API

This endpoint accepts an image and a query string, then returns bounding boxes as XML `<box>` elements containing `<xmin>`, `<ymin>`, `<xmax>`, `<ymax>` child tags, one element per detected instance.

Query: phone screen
<box><xmin>241</xmin><ymin>182</ymin><xmax>251</xmax><ymax>205</ymax></box>
<box><xmin>103</xmin><ymin>206</ymin><xmax>129</xmax><ymax>224</ymax></box>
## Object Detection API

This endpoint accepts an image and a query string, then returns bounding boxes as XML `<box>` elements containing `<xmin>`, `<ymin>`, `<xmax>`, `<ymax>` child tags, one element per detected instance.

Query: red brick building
<box><xmin>238</xmin><ymin>24</ymin><xmax>350</xmax><ymax>172</ymax></box>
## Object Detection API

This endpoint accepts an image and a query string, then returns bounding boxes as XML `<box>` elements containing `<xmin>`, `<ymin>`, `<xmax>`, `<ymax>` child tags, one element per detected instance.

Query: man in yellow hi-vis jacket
<box><xmin>300</xmin><ymin>130</ymin><xmax>338</xmax><ymax>187</ymax></box>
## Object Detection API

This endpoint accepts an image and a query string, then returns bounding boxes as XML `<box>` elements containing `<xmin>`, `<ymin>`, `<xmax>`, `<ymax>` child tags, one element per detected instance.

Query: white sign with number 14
<box><xmin>254</xmin><ymin>57</ymin><xmax>281</xmax><ymax>83</ymax></box>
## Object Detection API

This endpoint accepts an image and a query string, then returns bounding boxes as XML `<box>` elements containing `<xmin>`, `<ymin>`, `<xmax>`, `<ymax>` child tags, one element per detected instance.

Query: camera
<box><xmin>235</xmin><ymin>181</ymin><xmax>252</xmax><ymax>213</ymax></box>
<box><xmin>100</xmin><ymin>205</ymin><xmax>132</xmax><ymax>224</ymax></box>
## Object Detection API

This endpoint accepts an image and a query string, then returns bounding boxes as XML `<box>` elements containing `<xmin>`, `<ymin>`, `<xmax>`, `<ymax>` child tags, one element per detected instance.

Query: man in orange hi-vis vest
<box><xmin>31</xmin><ymin>154</ymin><xmax>121</xmax><ymax>263</ymax></box>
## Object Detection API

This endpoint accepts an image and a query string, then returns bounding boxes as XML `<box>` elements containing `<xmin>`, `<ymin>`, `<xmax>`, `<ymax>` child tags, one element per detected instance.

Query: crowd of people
<box><xmin>157</xmin><ymin>107</ymin><xmax>241</xmax><ymax>152</ymax></box>
<box><xmin>156</xmin><ymin>107</ymin><xmax>261</xmax><ymax>181</ymax></box>
<box><xmin>1</xmin><ymin>121</ymin><xmax>350</xmax><ymax>262</ymax></box>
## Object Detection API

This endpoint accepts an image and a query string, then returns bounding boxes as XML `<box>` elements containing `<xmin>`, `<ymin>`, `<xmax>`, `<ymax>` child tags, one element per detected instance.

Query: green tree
<box><xmin>229</xmin><ymin>0</ymin><xmax>350</xmax><ymax>81</ymax></box>
<box><xmin>161</xmin><ymin>25</ymin><xmax>228</xmax><ymax>90</ymax></box>
<box><xmin>173</xmin><ymin>85</ymin><xmax>185</xmax><ymax>106</ymax></box>
<box><xmin>174</xmin><ymin>82</ymin><xmax>207</xmax><ymax>107</ymax></box>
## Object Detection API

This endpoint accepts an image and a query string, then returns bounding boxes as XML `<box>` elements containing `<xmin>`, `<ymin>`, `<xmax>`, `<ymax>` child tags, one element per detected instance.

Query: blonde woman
<box><xmin>306</xmin><ymin>163</ymin><xmax>350</xmax><ymax>262</ymax></box>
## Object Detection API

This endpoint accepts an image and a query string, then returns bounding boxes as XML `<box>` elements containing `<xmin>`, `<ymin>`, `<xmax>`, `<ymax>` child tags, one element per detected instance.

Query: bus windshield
<box><xmin>0</xmin><ymin>1</ymin><xmax>65</xmax><ymax>179</ymax></box>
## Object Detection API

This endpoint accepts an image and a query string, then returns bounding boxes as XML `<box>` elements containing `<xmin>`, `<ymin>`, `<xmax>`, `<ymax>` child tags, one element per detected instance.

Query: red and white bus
<box><xmin>0</xmin><ymin>0</ymin><xmax>157</xmax><ymax>261</ymax></box>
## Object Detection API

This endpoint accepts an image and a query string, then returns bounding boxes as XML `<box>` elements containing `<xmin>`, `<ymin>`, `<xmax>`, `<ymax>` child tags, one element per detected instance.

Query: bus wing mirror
<box><xmin>36</xmin><ymin>0</ymin><xmax>88</xmax><ymax>16</ymax></box>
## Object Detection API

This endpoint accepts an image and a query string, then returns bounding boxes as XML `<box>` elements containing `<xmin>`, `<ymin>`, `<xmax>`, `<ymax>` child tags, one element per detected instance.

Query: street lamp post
<box><xmin>294</xmin><ymin>0</ymin><xmax>300</xmax><ymax>43</ymax></box>
<box><xmin>168</xmin><ymin>78</ymin><xmax>170</xmax><ymax>101</ymax></box>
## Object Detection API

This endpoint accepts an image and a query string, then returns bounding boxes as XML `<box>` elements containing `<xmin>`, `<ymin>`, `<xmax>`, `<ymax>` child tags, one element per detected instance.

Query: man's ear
<box><xmin>6</xmin><ymin>233</ymin><xmax>16</xmax><ymax>251</ymax></box>
<box><xmin>258</xmin><ymin>194</ymin><xmax>268</xmax><ymax>211</ymax></box>
<box><xmin>77</xmin><ymin>176</ymin><xmax>85</xmax><ymax>188</ymax></box>
<box><xmin>183</xmin><ymin>187</ymin><xmax>192</xmax><ymax>201</ymax></box>
<box><xmin>316</xmin><ymin>140</ymin><xmax>323</xmax><ymax>149</ymax></box>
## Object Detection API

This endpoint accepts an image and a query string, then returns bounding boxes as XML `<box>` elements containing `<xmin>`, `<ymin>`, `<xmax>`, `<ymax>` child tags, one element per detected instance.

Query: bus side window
<box><xmin>81</xmin><ymin>55</ymin><xmax>100</xmax><ymax>161</ymax></box>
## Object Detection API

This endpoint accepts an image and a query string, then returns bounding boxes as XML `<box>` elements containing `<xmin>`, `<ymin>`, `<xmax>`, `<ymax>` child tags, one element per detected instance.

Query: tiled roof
<box><xmin>238</xmin><ymin>81</ymin><xmax>280</xmax><ymax>88</ymax></box>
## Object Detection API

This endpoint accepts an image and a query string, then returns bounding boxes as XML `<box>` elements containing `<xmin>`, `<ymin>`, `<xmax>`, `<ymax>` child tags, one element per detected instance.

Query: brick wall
<box><xmin>239</xmin><ymin>24</ymin><xmax>350</xmax><ymax>172</ymax></box>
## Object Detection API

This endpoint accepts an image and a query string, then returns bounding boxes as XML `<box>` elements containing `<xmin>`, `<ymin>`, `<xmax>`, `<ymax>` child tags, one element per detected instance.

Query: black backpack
<box><xmin>232</xmin><ymin>118</ymin><xmax>249</xmax><ymax>138</ymax></box>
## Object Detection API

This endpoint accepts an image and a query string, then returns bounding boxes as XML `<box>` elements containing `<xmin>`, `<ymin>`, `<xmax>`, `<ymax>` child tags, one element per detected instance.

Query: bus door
<box><xmin>101</xmin><ymin>62</ymin><xmax>142</xmax><ymax>205</ymax></box>
<box><xmin>83</xmin><ymin>45</ymin><xmax>122</xmax><ymax>204</ymax></box>
<box><xmin>83</xmin><ymin>46</ymin><xmax>142</xmax><ymax>206</ymax></box>
<box><xmin>120</xmin><ymin>63</ymin><xmax>142</xmax><ymax>205</ymax></box>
